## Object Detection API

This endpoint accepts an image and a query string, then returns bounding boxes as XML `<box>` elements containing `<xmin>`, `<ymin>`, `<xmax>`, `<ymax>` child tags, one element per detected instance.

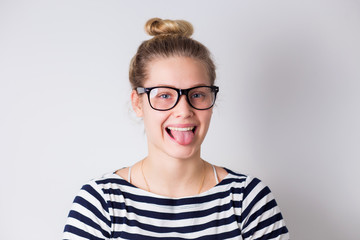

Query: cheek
<box><xmin>142</xmin><ymin>110</ymin><xmax>168</xmax><ymax>134</ymax></box>
<box><xmin>201</xmin><ymin>110</ymin><xmax>213</xmax><ymax>125</ymax></box>
<box><xmin>199</xmin><ymin>111</ymin><xmax>213</xmax><ymax>134</ymax></box>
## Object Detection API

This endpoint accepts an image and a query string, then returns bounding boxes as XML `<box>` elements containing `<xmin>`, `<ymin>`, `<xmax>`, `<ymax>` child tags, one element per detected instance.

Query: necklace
<box><xmin>141</xmin><ymin>159</ymin><xmax>206</xmax><ymax>195</ymax></box>
<box><xmin>141</xmin><ymin>159</ymin><xmax>151</xmax><ymax>192</ymax></box>
<box><xmin>198</xmin><ymin>161</ymin><xmax>206</xmax><ymax>194</ymax></box>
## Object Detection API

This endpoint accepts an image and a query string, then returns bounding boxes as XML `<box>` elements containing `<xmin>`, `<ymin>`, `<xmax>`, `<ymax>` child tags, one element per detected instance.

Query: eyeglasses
<box><xmin>136</xmin><ymin>85</ymin><xmax>219</xmax><ymax>111</ymax></box>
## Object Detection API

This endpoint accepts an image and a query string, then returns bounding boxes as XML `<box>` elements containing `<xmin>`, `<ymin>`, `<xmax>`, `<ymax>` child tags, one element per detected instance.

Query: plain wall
<box><xmin>1</xmin><ymin>0</ymin><xmax>359</xmax><ymax>239</ymax></box>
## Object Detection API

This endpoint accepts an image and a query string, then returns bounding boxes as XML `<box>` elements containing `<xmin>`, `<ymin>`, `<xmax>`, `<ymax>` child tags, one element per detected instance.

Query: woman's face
<box><xmin>132</xmin><ymin>56</ymin><xmax>214</xmax><ymax>160</ymax></box>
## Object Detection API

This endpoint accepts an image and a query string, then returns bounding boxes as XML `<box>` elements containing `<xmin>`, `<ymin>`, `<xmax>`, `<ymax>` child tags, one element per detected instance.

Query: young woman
<box><xmin>63</xmin><ymin>18</ymin><xmax>289</xmax><ymax>240</ymax></box>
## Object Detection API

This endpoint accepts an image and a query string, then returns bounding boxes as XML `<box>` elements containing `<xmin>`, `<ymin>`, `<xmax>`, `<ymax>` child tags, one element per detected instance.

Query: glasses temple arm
<box><xmin>136</xmin><ymin>87</ymin><xmax>146</xmax><ymax>94</ymax></box>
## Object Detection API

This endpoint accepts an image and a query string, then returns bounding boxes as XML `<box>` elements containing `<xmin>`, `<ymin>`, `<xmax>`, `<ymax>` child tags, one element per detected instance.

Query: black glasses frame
<box><xmin>136</xmin><ymin>85</ymin><xmax>219</xmax><ymax>111</ymax></box>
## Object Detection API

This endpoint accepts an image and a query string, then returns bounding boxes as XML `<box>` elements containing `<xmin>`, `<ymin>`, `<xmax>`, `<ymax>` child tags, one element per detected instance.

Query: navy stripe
<box><xmin>63</xmin><ymin>225</ymin><xmax>105</xmax><ymax>240</ymax></box>
<box><xmin>67</xmin><ymin>210</ymin><xmax>110</xmax><ymax>238</ymax></box>
<box><xmin>242</xmin><ymin>199</ymin><xmax>277</xmax><ymax>229</ymax></box>
<box><xmin>120</xmin><ymin>190</ymin><xmax>228</xmax><ymax>206</ymax></box>
<box><xmin>243</xmin><ymin>177</ymin><xmax>261</xmax><ymax>200</ymax></box>
<box><xmin>96</xmin><ymin>177</ymin><xmax>132</xmax><ymax>187</ymax></box>
<box><xmin>241</xmin><ymin>186</ymin><xmax>271</xmax><ymax>223</ymax></box>
<box><xmin>105</xmin><ymin>186</ymin><xmax>243</xmax><ymax>207</ymax></box>
<box><xmin>82</xmin><ymin>184</ymin><xmax>109</xmax><ymax>214</ymax></box>
<box><xmin>254</xmin><ymin>226</ymin><xmax>289</xmax><ymax>240</ymax></box>
<box><xmin>223</xmin><ymin>168</ymin><xmax>247</xmax><ymax>178</ymax></box>
<box><xmin>195</xmin><ymin>228</ymin><xmax>242</xmax><ymax>240</ymax></box>
<box><xmin>242</xmin><ymin>213</ymin><xmax>284</xmax><ymax>239</ymax></box>
<box><xmin>73</xmin><ymin>196</ymin><xmax>111</xmax><ymax>228</ymax></box>
<box><xmin>217</xmin><ymin>176</ymin><xmax>246</xmax><ymax>186</ymax></box>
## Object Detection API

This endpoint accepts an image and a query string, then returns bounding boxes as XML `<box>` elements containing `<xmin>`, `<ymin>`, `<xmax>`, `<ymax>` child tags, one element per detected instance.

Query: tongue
<box><xmin>170</xmin><ymin>130</ymin><xmax>194</xmax><ymax>145</ymax></box>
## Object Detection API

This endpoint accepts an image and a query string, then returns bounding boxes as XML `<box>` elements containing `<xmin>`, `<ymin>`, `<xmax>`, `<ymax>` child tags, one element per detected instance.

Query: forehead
<box><xmin>144</xmin><ymin>57</ymin><xmax>210</xmax><ymax>88</ymax></box>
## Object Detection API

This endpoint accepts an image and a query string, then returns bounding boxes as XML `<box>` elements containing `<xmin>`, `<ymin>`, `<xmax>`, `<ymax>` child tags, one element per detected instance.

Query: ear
<box><xmin>131</xmin><ymin>90</ymin><xmax>144</xmax><ymax>118</ymax></box>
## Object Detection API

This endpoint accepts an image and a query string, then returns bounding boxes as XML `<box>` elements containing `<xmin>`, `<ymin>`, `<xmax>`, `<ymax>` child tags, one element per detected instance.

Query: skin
<box><xmin>117</xmin><ymin>56</ymin><xmax>227</xmax><ymax>198</ymax></box>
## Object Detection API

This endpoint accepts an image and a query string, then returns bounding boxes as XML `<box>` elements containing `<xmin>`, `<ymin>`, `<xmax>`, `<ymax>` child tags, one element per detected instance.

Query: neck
<box><xmin>141</xmin><ymin>150</ymin><xmax>205</xmax><ymax>197</ymax></box>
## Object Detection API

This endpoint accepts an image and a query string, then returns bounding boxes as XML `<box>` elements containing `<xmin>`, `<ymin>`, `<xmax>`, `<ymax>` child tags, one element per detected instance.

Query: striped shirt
<box><xmin>63</xmin><ymin>168</ymin><xmax>289</xmax><ymax>239</ymax></box>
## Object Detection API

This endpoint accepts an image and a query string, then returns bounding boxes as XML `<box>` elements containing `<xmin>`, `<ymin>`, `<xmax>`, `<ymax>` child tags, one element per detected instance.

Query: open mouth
<box><xmin>166</xmin><ymin>126</ymin><xmax>196</xmax><ymax>144</ymax></box>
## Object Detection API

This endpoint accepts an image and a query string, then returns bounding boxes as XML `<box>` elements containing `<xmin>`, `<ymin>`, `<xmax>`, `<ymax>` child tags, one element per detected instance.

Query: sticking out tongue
<box><xmin>169</xmin><ymin>129</ymin><xmax>195</xmax><ymax>145</ymax></box>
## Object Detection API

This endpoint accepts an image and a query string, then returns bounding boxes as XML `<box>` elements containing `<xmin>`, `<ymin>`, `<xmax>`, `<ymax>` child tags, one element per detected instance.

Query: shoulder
<box><xmin>115</xmin><ymin>167</ymin><xmax>129</xmax><ymax>181</ymax></box>
<box><xmin>217</xmin><ymin>167</ymin><xmax>252</xmax><ymax>185</ymax></box>
<box><xmin>221</xmin><ymin>169</ymin><xmax>290</xmax><ymax>239</ymax></box>
<box><xmin>218</xmin><ymin>167</ymin><xmax>272</xmax><ymax>196</ymax></box>
<box><xmin>77</xmin><ymin>171</ymin><xmax>130</xmax><ymax>200</ymax></box>
<box><xmin>63</xmin><ymin>173</ymin><xmax>123</xmax><ymax>239</ymax></box>
<box><xmin>90</xmin><ymin>171</ymin><xmax>129</xmax><ymax>187</ymax></box>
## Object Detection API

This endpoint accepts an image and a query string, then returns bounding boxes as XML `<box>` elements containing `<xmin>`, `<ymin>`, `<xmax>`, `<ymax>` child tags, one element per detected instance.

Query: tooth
<box><xmin>168</xmin><ymin>127</ymin><xmax>195</xmax><ymax>131</ymax></box>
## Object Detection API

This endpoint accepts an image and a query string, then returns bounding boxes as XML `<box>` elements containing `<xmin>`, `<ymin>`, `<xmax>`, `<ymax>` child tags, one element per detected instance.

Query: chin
<box><xmin>165</xmin><ymin>145</ymin><xmax>201</xmax><ymax>160</ymax></box>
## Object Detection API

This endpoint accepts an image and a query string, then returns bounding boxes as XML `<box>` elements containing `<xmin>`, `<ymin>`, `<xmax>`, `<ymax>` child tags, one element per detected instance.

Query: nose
<box><xmin>173</xmin><ymin>95</ymin><xmax>194</xmax><ymax>118</ymax></box>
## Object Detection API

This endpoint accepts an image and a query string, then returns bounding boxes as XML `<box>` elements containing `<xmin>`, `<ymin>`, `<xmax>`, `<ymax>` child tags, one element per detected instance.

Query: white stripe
<box><xmin>110</xmin><ymin>201</ymin><xmax>236</xmax><ymax>229</ymax></box>
<box><xmin>63</xmin><ymin>231</ymin><xmax>90</xmax><ymax>240</ymax></box>
<box><xmin>112</xmin><ymin>220</ymin><xmax>242</xmax><ymax>239</ymax></box>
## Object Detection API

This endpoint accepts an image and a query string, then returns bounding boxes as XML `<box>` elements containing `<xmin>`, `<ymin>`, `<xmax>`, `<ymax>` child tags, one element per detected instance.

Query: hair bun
<box><xmin>145</xmin><ymin>18</ymin><xmax>194</xmax><ymax>37</ymax></box>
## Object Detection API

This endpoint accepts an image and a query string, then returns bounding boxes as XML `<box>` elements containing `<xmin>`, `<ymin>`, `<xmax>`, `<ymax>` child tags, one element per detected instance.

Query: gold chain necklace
<box><xmin>141</xmin><ymin>159</ymin><xmax>206</xmax><ymax>195</ymax></box>
<box><xmin>141</xmin><ymin>159</ymin><xmax>151</xmax><ymax>192</ymax></box>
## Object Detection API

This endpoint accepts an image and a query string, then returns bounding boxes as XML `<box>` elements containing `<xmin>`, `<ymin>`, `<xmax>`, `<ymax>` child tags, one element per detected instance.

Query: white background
<box><xmin>1</xmin><ymin>0</ymin><xmax>359</xmax><ymax>239</ymax></box>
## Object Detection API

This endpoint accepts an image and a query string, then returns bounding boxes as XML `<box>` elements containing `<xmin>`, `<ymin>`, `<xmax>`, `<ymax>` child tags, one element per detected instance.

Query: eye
<box><xmin>159</xmin><ymin>94</ymin><xmax>171</xmax><ymax>99</ymax></box>
<box><xmin>191</xmin><ymin>92</ymin><xmax>206</xmax><ymax>99</ymax></box>
<box><xmin>156</xmin><ymin>91</ymin><xmax>176</xmax><ymax>100</ymax></box>
<box><xmin>150</xmin><ymin>88</ymin><xmax>176</xmax><ymax>100</ymax></box>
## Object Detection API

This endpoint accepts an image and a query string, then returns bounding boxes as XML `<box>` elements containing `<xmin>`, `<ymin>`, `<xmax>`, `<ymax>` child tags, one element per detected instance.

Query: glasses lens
<box><xmin>149</xmin><ymin>87</ymin><xmax>178</xmax><ymax>110</ymax></box>
<box><xmin>188</xmin><ymin>87</ymin><xmax>215</xmax><ymax>110</ymax></box>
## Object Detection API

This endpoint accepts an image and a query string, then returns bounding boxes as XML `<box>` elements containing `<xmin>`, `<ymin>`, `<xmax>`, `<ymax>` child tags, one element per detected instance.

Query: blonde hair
<box><xmin>129</xmin><ymin>18</ymin><xmax>216</xmax><ymax>89</ymax></box>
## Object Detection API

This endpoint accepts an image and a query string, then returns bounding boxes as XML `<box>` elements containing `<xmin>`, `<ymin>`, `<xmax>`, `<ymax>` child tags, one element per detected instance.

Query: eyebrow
<box><xmin>144</xmin><ymin>84</ymin><xmax>211</xmax><ymax>88</ymax></box>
